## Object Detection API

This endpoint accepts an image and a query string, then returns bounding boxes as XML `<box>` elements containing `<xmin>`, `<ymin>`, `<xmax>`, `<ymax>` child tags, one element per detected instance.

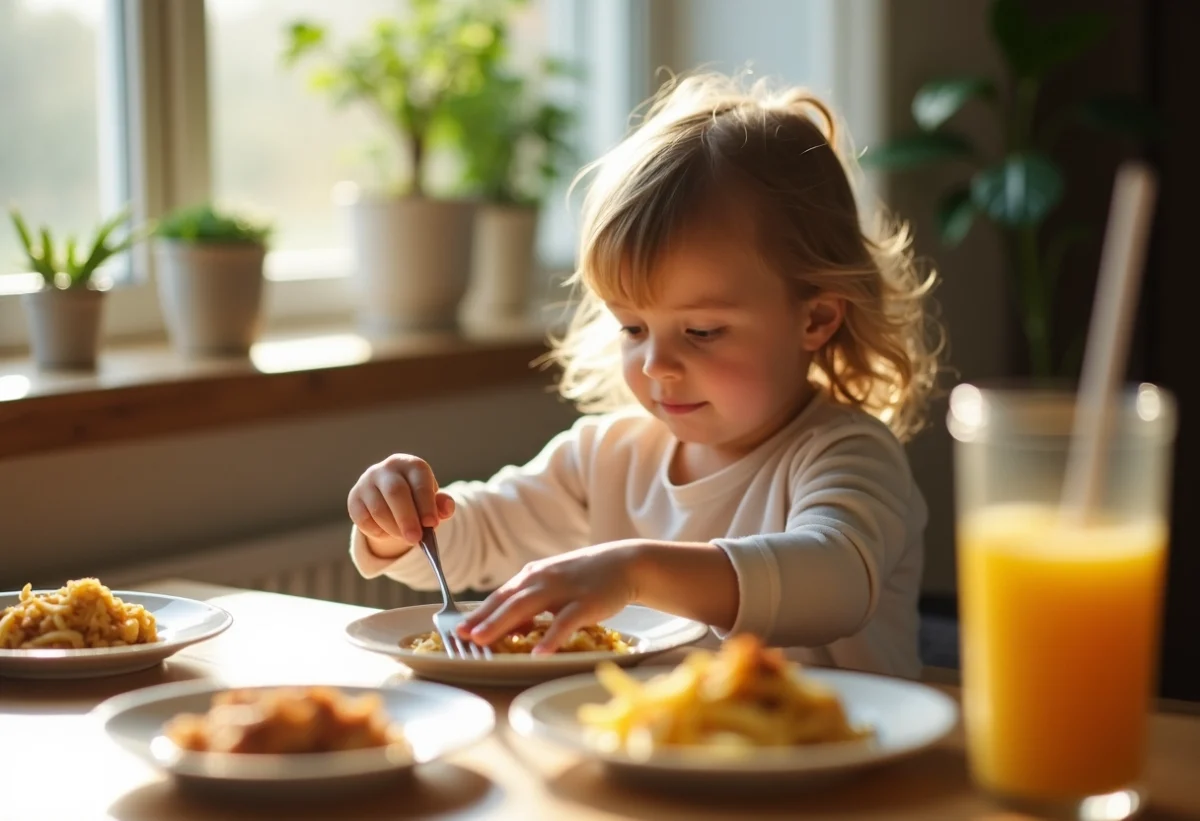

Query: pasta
<box><xmin>578</xmin><ymin>634</ymin><xmax>870</xmax><ymax>758</ymax></box>
<box><xmin>164</xmin><ymin>686</ymin><xmax>410</xmax><ymax>755</ymax></box>
<box><xmin>0</xmin><ymin>578</ymin><xmax>158</xmax><ymax>650</ymax></box>
<box><xmin>407</xmin><ymin>612</ymin><xmax>632</xmax><ymax>655</ymax></box>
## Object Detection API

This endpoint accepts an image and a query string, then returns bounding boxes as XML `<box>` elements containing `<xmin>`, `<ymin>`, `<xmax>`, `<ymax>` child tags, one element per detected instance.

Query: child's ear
<box><xmin>800</xmin><ymin>296</ymin><xmax>845</xmax><ymax>352</ymax></box>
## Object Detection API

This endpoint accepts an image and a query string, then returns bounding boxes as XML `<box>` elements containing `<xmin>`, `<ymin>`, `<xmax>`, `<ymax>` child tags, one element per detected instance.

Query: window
<box><xmin>205</xmin><ymin>0</ymin><xmax>399</xmax><ymax>268</ymax></box>
<box><xmin>0</xmin><ymin>0</ymin><xmax>128</xmax><ymax>294</ymax></box>
<box><xmin>0</xmin><ymin>0</ymin><xmax>695</xmax><ymax>351</ymax></box>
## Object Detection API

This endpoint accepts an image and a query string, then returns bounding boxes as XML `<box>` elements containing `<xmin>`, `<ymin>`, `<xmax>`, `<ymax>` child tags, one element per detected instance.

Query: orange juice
<box><xmin>958</xmin><ymin>504</ymin><xmax>1167</xmax><ymax>799</ymax></box>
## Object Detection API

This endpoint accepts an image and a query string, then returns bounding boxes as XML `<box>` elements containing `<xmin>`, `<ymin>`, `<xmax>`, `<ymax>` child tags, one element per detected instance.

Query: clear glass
<box><xmin>0</xmin><ymin>0</ymin><xmax>106</xmax><ymax>277</ymax></box>
<box><xmin>949</xmin><ymin>383</ymin><xmax>1177</xmax><ymax>821</ymax></box>
<box><xmin>205</xmin><ymin>0</ymin><xmax>551</xmax><ymax>261</ymax></box>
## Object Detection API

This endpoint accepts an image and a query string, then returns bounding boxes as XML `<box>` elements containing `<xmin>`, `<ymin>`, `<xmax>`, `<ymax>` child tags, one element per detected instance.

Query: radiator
<box><xmin>99</xmin><ymin>521</ymin><xmax>443</xmax><ymax>610</ymax></box>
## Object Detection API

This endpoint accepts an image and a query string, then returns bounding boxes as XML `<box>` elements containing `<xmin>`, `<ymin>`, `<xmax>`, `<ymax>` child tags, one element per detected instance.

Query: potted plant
<box><xmin>451</xmin><ymin>57</ymin><xmax>577</xmax><ymax>323</ymax></box>
<box><xmin>282</xmin><ymin>0</ymin><xmax>512</xmax><ymax>335</ymax></box>
<box><xmin>862</xmin><ymin>0</ymin><xmax>1160</xmax><ymax>379</ymax></box>
<box><xmin>8</xmin><ymin>206</ymin><xmax>140</xmax><ymax>371</ymax></box>
<box><xmin>153</xmin><ymin>204</ymin><xmax>273</xmax><ymax>358</ymax></box>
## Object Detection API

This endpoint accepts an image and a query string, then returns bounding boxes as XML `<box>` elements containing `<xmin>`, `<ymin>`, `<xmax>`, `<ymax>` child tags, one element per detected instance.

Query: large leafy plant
<box><xmin>9</xmin><ymin>206</ymin><xmax>142</xmax><ymax>290</ymax></box>
<box><xmin>446</xmin><ymin>57</ymin><xmax>579</xmax><ymax>206</ymax></box>
<box><xmin>863</xmin><ymin>0</ymin><xmax>1160</xmax><ymax>378</ymax></box>
<box><xmin>282</xmin><ymin>0</ymin><xmax>513</xmax><ymax>198</ymax></box>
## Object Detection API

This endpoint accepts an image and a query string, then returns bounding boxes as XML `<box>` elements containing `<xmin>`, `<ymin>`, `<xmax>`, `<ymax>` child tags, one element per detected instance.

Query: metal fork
<box><xmin>418</xmin><ymin>526</ymin><xmax>492</xmax><ymax>660</ymax></box>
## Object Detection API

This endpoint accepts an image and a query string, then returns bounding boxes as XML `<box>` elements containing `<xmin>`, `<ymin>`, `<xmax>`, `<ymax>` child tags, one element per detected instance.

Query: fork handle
<box><xmin>418</xmin><ymin>527</ymin><xmax>456</xmax><ymax>607</ymax></box>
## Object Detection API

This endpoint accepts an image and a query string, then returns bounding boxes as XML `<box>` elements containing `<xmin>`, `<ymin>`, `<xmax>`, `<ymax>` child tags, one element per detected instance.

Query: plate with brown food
<box><xmin>92</xmin><ymin>681</ymin><xmax>495</xmax><ymax>799</ymax></box>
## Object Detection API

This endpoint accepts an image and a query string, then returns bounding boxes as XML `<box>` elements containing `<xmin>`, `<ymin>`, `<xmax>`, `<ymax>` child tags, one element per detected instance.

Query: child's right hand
<box><xmin>347</xmin><ymin>454</ymin><xmax>456</xmax><ymax>549</ymax></box>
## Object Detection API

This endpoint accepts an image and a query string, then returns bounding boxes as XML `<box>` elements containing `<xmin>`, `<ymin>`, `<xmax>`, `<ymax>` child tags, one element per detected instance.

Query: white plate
<box><xmin>0</xmin><ymin>591</ymin><xmax>233</xmax><ymax>679</ymax></box>
<box><xmin>93</xmin><ymin>679</ymin><xmax>496</xmax><ymax>800</ymax></box>
<box><xmin>509</xmin><ymin>666</ymin><xmax>959</xmax><ymax>789</ymax></box>
<box><xmin>344</xmin><ymin>603</ymin><xmax>710</xmax><ymax>686</ymax></box>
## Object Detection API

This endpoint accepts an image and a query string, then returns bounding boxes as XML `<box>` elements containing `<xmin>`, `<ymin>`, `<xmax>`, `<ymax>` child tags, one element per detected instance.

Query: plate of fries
<box><xmin>508</xmin><ymin>635</ymin><xmax>958</xmax><ymax>787</ymax></box>
<box><xmin>344</xmin><ymin>603</ymin><xmax>709</xmax><ymax>686</ymax></box>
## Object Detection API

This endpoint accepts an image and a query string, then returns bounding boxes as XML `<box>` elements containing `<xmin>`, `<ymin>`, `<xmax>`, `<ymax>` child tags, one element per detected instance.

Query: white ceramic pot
<box><xmin>153</xmin><ymin>240</ymin><xmax>266</xmax><ymax>358</ymax></box>
<box><xmin>20</xmin><ymin>287</ymin><xmax>105</xmax><ymax>371</ymax></box>
<box><xmin>465</xmin><ymin>203</ymin><xmax>539</xmax><ymax>323</ymax></box>
<box><xmin>344</xmin><ymin>195</ymin><xmax>475</xmax><ymax>336</ymax></box>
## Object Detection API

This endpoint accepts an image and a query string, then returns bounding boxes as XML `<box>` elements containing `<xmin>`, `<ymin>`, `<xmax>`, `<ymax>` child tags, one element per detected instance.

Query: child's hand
<box><xmin>347</xmin><ymin>454</ymin><xmax>455</xmax><ymax>546</ymax></box>
<box><xmin>458</xmin><ymin>541</ymin><xmax>641</xmax><ymax>655</ymax></box>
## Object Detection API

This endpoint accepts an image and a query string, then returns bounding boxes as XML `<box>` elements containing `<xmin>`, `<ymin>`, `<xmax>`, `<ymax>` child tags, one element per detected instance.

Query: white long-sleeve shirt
<box><xmin>350</xmin><ymin>395</ymin><xmax>927</xmax><ymax>678</ymax></box>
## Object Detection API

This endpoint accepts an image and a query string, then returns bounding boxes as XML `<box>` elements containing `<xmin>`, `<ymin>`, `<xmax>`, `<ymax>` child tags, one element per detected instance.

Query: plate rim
<box><xmin>507</xmin><ymin>664</ymin><xmax>960</xmax><ymax>774</ymax></box>
<box><xmin>343</xmin><ymin>601</ymin><xmax>710</xmax><ymax>665</ymax></box>
<box><xmin>0</xmin><ymin>590</ymin><xmax>234</xmax><ymax>660</ymax></box>
<box><xmin>91</xmin><ymin>678</ymin><xmax>497</xmax><ymax>782</ymax></box>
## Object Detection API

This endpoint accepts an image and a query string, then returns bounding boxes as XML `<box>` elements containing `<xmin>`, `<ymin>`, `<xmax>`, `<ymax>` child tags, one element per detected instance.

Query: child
<box><xmin>347</xmin><ymin>73</ymin><xmax>941</xmax><ymax>679</ymax></box>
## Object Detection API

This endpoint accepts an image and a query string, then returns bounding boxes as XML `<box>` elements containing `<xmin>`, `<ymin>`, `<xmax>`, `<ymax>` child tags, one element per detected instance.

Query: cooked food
<box><xmin>578</xmin><ymin>634</ymin><xmax>870</xmax><ymax>757</ymax></box>
<box><xmin>407</xmin><ymin>612</ymin><xmax>632</xmax><ymax>655</ymax></box>
<box><xmin>163</xmin><ymin>686</ymin><xmax>409</xmax><ymax>755</ymax></box>
<box><xmin>0</xmin><ymin>578</ymin><xmax>158</xmax><ymax>650</ymax></box>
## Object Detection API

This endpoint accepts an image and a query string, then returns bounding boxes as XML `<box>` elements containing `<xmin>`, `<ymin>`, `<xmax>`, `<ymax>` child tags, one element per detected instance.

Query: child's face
<box><xmin>607</xmin><ymin>232</ymin><xmax>822</xmax><ymax>456</ymax></box>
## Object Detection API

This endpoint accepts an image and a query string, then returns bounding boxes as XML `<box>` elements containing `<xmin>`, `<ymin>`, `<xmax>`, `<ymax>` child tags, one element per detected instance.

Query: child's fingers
<box><xmin>469</xmin><ymin>589</ymin><xmax>548</xmax><ymax>646</ymax></box>
<box><xmin>347</xmin><ymin>495</ymin><xmax>387</xmax><ymax>540</ymax></box>
<box><xmin>532</xmin><ymin>601</ymin><xmax>591</xmax><ymax>655</ymax></box>
<box><xmin>355</xmin><ymin>485</ymin><xmax>405</xmax><ymax>540</ymax></box>
<box><xmin>375</xmin><ymin>478</ymin><xmax>422</xmax><ymax>543</ymax></box>
<box><xmin>403</xmin><ymin>467</ymin><xmax>441</xmax><ymax>529</ymax></box>
<box><xmin>458</xmin><ymin>586</ymin><xmax>511</xmax><ymax>634</ymax></box>
<box><xmin>435</xmin><ymin>491</ymin><xmax>456</xmax><ymax>520</ymax></box>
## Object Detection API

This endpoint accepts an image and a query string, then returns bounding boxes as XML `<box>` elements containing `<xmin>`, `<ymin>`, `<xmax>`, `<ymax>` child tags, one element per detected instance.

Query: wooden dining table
<box><xmin>2</xmin><ymin>578</ymin><xmax>1198</xmax><ymax>821</ymax></box>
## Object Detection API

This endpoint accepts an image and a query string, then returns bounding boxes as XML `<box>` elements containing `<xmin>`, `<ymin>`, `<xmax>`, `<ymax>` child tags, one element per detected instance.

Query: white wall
<box><xmin>0</xmin><ymin>385</ymin><xmax>578</xmax><ymax>588</ymax></box>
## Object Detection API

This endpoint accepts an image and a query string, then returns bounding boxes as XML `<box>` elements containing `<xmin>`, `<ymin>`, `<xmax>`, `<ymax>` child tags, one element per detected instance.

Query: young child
<box><xmin>347</xmin><ymin>73</ymin><xmax>941</xmax><ymax>679</ymax></box>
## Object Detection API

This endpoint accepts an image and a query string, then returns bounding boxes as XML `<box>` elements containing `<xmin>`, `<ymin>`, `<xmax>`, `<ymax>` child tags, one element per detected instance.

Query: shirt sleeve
<box><xmin>712</xmin><ymin>417</ymin><xmax>917</xmax><ymax>647</ymax></box>
<box><xmin>349</xmin><ymin>415</ymin><xmax>598</xmax><ymax>592</ymax></box>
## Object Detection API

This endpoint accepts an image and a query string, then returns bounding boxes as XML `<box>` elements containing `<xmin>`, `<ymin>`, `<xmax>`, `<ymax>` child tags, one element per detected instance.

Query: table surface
<box><xmin>2</xmin><ymin>579</ymin><xmax>1198</xmax><ymax>821</ymax></box>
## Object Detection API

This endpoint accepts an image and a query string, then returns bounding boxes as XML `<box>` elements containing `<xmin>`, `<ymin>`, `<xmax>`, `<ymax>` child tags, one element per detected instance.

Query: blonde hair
<box><xmin>548</xmin><ymin>73</ymin><xmax>943</xmax><ymax>441</ymax></box>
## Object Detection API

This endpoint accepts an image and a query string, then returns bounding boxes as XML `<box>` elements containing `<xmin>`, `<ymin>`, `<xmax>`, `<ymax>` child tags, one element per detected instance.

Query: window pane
<box><xmin>206</xmin><ymin>0</ymin><xmax>553</xmax><ymax>261</ymax></box>
<box><xmin>0</xmin><ymin>0</ymin><xmax>108</xmax><ymax>280</ymax></box>
<box><xmin>206</xmin><ymin>0</ymin><xmax>406</xmax><ymax>256</ymax></box>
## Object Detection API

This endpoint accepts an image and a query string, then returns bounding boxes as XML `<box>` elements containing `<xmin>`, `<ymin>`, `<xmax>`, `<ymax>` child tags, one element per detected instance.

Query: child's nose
<box><xmin>641</xmin><ymin>339</ymin><xmax>684</xmax><ymax>379</ymax></box>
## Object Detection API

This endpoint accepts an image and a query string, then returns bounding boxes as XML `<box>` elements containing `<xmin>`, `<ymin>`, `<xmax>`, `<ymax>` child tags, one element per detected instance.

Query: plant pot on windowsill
<box><xmin>343</xmin><ymin>191</ymin><xmax>475</xmax><ymax>336</ymax></box>
<box><xmin>7</xmin><ymin>205</ymin><xmax>142</xmax><ymax>372</ymax></box>
<box><xmin>463</xmin><ymin>202</ymin><xmax>539</xmax><ymax>324</ymax></box>
<box><xmin>20</xmin><ymin>286</ymin><xmax>106</xmax><ymax>371</ymax></box>
<box><xmin>153</xmin><ymin>204</ymin><xmax>271</xmax><ymax>359</ymax></box>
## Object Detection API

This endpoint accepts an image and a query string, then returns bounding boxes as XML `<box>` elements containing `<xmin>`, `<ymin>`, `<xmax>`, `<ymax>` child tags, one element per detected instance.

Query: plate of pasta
<box><xmin>508</xmin><ymin>635</ymin><xmax>958</xmax><ymax>788</ymax></box>
<box><xmin>92</xmin><ymin>680</ymin><xmax>494</xmax><ymax>799</ymax></box>
<box><xmin>0</xmin><ymin>578</ymin><xmax>233</xmax><ymax>679</ymax></box>
<box><xmin>344</xmin><ymin>603</ymin><xmax>709</xmax><ymax>686</ymax></box>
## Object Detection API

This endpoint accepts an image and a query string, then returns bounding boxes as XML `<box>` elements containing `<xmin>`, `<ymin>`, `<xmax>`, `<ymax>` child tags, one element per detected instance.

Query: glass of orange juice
<box><xmin>948</xmin><ymin>382</ymin><xmax>1176</xmax><ymax>820</ymax></box>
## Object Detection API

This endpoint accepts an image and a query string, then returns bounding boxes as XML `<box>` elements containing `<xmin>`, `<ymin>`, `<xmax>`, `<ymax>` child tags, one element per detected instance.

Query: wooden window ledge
<box><xmin>0</xmin><ymin>321</ymin><xmax>555</xmax><ymax>460</ymax></box>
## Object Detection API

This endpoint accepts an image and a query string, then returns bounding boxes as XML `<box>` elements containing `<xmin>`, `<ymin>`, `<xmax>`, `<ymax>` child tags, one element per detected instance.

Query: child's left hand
<box><xmin>456</xmin><ymin>541</ymin><xmax>641</xmax><ymax>655</ymax></box>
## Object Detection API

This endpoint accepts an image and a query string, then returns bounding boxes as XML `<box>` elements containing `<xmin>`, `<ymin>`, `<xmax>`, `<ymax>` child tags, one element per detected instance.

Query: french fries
<box><xmin>578</xmin><ymin>634</ymin><xmax>869</xmax><ymax>758</ymax></box>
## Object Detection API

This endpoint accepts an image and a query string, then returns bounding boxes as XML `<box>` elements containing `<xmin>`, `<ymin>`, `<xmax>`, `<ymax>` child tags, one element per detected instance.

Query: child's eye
<box><xmin>619</xmin><ymin>325</ymin><xmax>644</xmax><ymax>337</ymax></box>
<box><xmin>686</xmin><ymin>327</ymin><xmax>726</xmax><ymax>341</ymax></box>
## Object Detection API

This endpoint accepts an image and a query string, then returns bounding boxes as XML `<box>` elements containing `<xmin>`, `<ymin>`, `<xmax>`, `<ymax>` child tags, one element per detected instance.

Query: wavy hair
<box><xmin>546</xmin><ymin>72</ymin><xmax>943</xmax><ymax>441</ymax></box>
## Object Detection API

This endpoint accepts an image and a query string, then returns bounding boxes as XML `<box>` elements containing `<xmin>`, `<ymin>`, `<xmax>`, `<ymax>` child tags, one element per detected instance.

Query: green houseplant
<box><xmin>9</xmin><ymin>205</ymin><xmax>141</xmax><ymax>370</ymax></box>
<box><xmin>282</xmin><ymin>0</ymin><xmax>514</xmax><ymax>334</ymax></box>
<box><xmin>450</xmin><ymin>55</ymin><xmax>578</xmax><ymax>322</ymax></box>
<box><xmin>862</xmin><ymin>0</ymin><xmax>1160</xmax><ymax>379</ymax></box>
<box><xmin>153</xmin><ymin>204</ymin><xmax>274</xmax><ymax>359</ymax></box>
